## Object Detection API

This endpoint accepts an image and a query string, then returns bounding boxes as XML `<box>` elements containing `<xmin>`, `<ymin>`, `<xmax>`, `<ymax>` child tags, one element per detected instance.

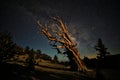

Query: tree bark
<box><xmin>64</xmin><ymin>47</ymin><xmax>87</xmax><ymax>72</ymax></box>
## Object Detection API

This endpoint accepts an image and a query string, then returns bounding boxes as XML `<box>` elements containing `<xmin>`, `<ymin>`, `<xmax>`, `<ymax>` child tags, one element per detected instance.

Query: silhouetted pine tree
<box><xmin>26</xmin><ymin>48</ymin><xmax>35</xmax><ymax>70</ymax></box>
<box><xmin>35</xmin><ymin>49</ymin><xmax>41</xmax><ymax>59</ymax></box>
<box><xmin>95</xmin><ymin>38</ymin><xmax>110</xmax><ymax>59</ymax></box>
<box><xmin>0</xmin><ymin>32</ymin><xmax>16</xmax><ymax>62</ymax></box>
<box><xmin>53</xmin><ymin>55</ymin><xmax>58</xmax><ymax>63</ymax></box>
<box><xmin>95</xmin><ymin>38</ymin><xmax>110</xmax><ymax>79</ymax></box>
<box><xmin>24</xmin><ymin>46</ymin><xmax>30</xmax><ymax>54</ymax></box>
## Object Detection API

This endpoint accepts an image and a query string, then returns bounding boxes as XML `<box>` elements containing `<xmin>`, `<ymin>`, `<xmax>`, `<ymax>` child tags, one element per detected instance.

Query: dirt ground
<box><xmin>0</xmin><ymin>60</ymin><xmax>96</xmax><ymax>80</ymax></box>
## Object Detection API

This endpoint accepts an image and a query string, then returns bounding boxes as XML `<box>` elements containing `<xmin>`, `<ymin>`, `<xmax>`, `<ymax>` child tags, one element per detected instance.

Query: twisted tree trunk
<box><xmin>37</xmin><ymin>17</ymin><xmax>88</xmax><ymax>72</ymax></box>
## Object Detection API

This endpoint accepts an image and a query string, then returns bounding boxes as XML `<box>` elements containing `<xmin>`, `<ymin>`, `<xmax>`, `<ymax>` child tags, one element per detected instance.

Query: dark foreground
<box><xmin>1</xmin><ymin>62</ymin><xmax>120</xmax><ymax>80</ymax></box>
<box><xmin>0</xmin><ymin>62</ymin><xmax>95</xmax><ymax>80</ymax></box>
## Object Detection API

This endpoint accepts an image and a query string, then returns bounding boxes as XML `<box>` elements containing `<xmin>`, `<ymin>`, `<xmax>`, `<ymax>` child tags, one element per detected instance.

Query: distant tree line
<box><xmin>0</xmin><ymin>32</ymin><xmax>52</xmax><ymax>64</ymax></box>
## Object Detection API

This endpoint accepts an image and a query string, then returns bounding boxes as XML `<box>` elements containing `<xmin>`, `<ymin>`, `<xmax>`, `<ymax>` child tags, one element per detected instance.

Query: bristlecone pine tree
<box><xmin>37</xmin><ymin>17</ymin><xmax>88</xmax><ymax>72</ymax></box>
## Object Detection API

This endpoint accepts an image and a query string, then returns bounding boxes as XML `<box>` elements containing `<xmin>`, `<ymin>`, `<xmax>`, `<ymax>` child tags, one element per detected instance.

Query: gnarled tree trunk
<box><xmin>37</xmin><ymin>17</ymin><xmax>88</xmax><ymax>72</ymax></box>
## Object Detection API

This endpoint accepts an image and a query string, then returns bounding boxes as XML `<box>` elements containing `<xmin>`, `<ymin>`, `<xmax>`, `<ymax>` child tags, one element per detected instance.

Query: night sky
<box><xmin>0</xmin><ymin>0</ymin><xmax>120</xmax><ymax>60</ymax></box>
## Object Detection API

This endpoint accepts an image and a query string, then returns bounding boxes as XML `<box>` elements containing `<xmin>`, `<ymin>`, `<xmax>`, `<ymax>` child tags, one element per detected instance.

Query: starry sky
<box><xmin>0</xmin><ymin>0</ymin><xmax>120</xmax><ymax>60</ymax></box>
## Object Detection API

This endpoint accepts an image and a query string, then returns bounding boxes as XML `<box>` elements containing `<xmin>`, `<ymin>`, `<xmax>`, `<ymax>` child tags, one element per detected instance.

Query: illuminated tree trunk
<box><xmin>37</xmin><ymin>17</ymin><xmax>88</xmax><ymax>72</ymax></box>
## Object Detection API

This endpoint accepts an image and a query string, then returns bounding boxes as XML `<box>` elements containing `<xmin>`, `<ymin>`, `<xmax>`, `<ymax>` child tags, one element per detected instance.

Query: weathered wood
<box><xmin>37</xmin><ymin>17</ymin><xmax>88</xmax><ymax>72</ymax></box>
